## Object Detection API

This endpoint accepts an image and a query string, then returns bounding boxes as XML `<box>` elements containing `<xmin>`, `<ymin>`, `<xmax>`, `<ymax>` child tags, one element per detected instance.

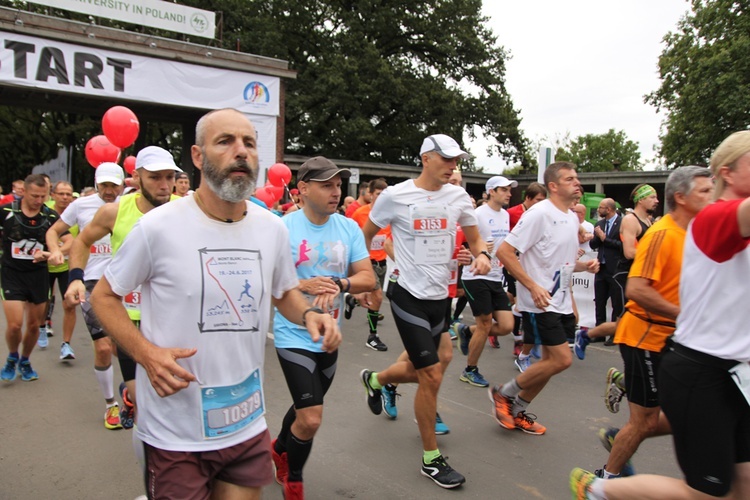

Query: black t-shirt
<box><xmin>0</xmin><ymin>201</ymin><xmax>61</xmax><ymax>272</ymax></box>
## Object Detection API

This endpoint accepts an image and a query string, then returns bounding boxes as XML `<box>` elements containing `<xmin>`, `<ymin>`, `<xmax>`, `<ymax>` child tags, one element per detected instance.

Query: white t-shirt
<box><xmin>370</xmin><ymin>180</ymin><xmax>476</xmax><ymax>300</ymax></box>
<box><xmin>462</xmin><ymin>203</ymin><xmax>508</xmax><ymax>282</ymax></box>
<box><xmin>61</xmin><ymin>194</ymin><xmax>113</xmax><ymax>281</ymax></box>
<box><xmin>579</xmin><ymin>219</ymin><xmax>595</xmax><ymax>253</ymax></box>
<box><xmin>504</xmin><ymin>199</ymin><xmax>579</xmax><ymax>314</ymax></box>
<box><xmin>104</xmin><ymin>196</ymin><xmax>299</xmax><ymax>452</ymax></box>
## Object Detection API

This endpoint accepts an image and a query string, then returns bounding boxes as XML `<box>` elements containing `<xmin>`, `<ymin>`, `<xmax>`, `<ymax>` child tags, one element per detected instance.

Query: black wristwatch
<box><xmin>479</xmin><ymin>250</ymin><xmax>493</xmax><ymax>262</ymax></box>
<box><xmin>331</xmin><ymin>276</ymin><xmax>344</xmax><ymax>292</ymax></box>
<box><xmin>302</xmin><ymin>307</ymin><xmax>325</xmax><ymax>326</ymax></box>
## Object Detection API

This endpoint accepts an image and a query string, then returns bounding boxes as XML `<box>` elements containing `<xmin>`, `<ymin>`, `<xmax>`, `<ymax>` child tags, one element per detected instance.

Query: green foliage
<box><xmin>556</xmin><ymin>129</ymin><xmax>642</xmax><ymax>172</ymax></box>
<box><xmin>646</xmin><ymin>0</ymin><xmax>750</xmax><ymax>167</ymax></box>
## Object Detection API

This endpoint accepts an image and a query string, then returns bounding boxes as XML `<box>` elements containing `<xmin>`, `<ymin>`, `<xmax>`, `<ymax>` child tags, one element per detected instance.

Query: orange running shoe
<box><xmin>104</xmin><ymin>404</ymin><xmax>123</xmax><ymax>430</ymax></box>
<box><xmin>513</xmin><ymin>411</ymin><xmax>546</xmax><ymax>435</ymax></box>
<box><xmin>488</xmin><ymin>386</ymin><xmax>515</xmax><ymax>429</ymax></box>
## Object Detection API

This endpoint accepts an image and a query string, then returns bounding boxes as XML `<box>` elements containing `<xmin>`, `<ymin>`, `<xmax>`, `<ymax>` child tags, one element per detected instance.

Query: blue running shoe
<box><xmin>574</xmin><ymin>327</ymin><xmax>590</xmax><ymax>360</ymax></box>
<box><xmin>18</xmin><ymin>360</ymin><xmax>38</xmax><ymax>381</ymax></box>
<box><xmin>459</xmin><ymin>368</ymin><xmax>489</xmax><ymax>387</ymax></box>
<box><xmin>37</xmin><ymin>327</ymin><xmax>48</xmax><ymax>349</ymax></box>
<box><xmin>435</xmin><ymin>413</ymin><xmax>450</xmax><ymax>435</ymax></box>
<box><xmin>119</xmin><ymin>382</ymin><xmax>135</xmax><ymax>429</ymax></box>
<box><xmin>1</xmin><ymin>356</ymin><xmax>18</xmax><ymax>382</ymax></box>
<box><xmin>381</xmin><ymin>385</ymin><xmax>399</xmax><ymax>420</ymax></box>
<box><xmin>457</xmin><ymin>323</ymin><xmax>471</xmax><ymax>355</ymax></box>
<box><xmin>60</xmin><ymin>342</ymin><xmax>75</xmax><ymax>360</ymax></box>
<box><xmin>515</xmin><ymin>356</ymin><xmax>531</xmax><ymax>373</ymax></box>
<box><xmin>598</xmin><ymin>427</ymin><xmax>636</xmax><ymax>477</ymax></box>
<box><xmin>530</xmin><ymin>343</ymin><xmax>542</xmax><ymax>359</ymax></box>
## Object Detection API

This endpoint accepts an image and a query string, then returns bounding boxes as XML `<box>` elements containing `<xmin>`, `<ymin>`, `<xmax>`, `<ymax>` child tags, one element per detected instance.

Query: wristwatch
<box><xmin>331</xmin><ymin>276</ymin><xmax>344</xmax><ymax>292</ymax></box>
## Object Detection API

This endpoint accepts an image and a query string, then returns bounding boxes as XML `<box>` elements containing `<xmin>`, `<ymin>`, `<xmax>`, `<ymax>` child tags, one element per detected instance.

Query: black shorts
<box><xmin>49</xmin><ymin>270</ymin><xmax>69</xmax><ymax>297</ymax></box>
<box><xmin>115</xmin><ymin>319</ymin><xmax>138</xmax><ymax>382</ymax></box>
<box><xmin>521</xmin><ymin>311</ymin><xmax>575</xmax><ymax>347</ymax></box>
<box><xmin>504</xmin><ymin>268</ymin><xmax>516</xmax><ymax>297</ymax></box>
<box><xmin>620</xmin><ymin>344</ymin><xmax>661</xmax><ymax>408</ymax></box>
<box><xmin>659</xmin><ymin>344</ymin><xmax>750</xmax><ymax>497</ymax></box>
<box><xmin>80</xmin><ymin>280</ymin><xmax>106</xmax><ymax>341</ymax></box>
<box><xmin>462</xmin><ymin>279</ymin><xmax>511</xmax><ymax>317</ymax></box>
<box><xmin>276</xmin><ymin>348</ymin><xmax>338</xmax><ymax>409</ymax></box>
<box><xmin>1</xmin><ymin>267</ymin><xmax>49</xmax><ymax>304</ymax></box>
<box><xmin>387</xmin><ymin>281</ymin><xmax>448</xmax><ymax>370</ymax></box>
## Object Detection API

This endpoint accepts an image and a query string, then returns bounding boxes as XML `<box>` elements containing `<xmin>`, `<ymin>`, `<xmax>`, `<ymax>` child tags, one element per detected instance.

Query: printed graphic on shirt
<box><xmin>294</xmin><ymin>238</ymin><xmax>349</xmax><ymax>276</ymax></box>
<box><xmin>199</xmin><ymin>248</ymin><xmax>263</xmax><ymax>333</ymax></box>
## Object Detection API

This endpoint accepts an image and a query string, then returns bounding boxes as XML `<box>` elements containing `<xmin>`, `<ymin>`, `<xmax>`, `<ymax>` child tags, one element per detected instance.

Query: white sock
<box><xmin>518</xmin><ymin>353</ymin><xmax>529</xmax><ymax>360</ymax></box>
<box><xmin>589</xmin><ymin>477</ymin><xmax>607</xmax><ymax>499</ymax></box>
<box><xmin>95</xmin><ymin>365</ymin><xmax>115</xmax><ymax>401</ymax></box>
<box><xmin>132</xmin><ymin>424</ymin><xmax>146</xmax><ymax>474</ymax></box>
<box><xmin>513</xmin><ymin>334</ymin><xmax>523</xmax><ymax>341</ymax></box>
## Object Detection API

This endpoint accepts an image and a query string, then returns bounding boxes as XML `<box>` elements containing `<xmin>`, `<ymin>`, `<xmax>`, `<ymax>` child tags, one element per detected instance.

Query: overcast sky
<box><xmin>471</xmin><ymin>0</ymin><xmax>691</xmax><ymax>173</ymax></box>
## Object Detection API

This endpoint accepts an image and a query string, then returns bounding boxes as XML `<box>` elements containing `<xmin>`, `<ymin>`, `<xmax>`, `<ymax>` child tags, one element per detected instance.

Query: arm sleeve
<box><xmin>691</xmin><ymin>200</ymin><xmax>750</xmax><ymax>263</ymax></box>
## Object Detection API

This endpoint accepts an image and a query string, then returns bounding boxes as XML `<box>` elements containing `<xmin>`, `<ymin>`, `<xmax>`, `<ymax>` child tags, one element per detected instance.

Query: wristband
<box><xmin>343</xmin><ymin>278</ymin><xmax>351</xmax><ymax>293</ymax></box>
<box><xmin>302</xmin><ymin>307</ymin><xmax>325</xmax><ymax>326</ymax></box>
<box><xmin>479</xmin><ymin>250</ymin><xmax>493</xmax><ymax>262</ymax></box>
<box><xmin>70</xmin><ymin>268</ymin><xmax>84</xmax><ymax>282</ymax></box>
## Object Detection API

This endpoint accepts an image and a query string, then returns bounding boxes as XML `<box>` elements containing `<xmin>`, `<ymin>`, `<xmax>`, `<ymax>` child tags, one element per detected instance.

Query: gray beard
<box><xmin>202</xmin><ymin>156</ymin><xmax>257</xmax><ymax>203</ymax></box>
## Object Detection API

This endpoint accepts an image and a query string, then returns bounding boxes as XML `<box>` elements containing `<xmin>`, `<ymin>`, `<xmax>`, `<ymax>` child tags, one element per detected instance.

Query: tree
<box><xmin>555</xmin><ymin>129</ymin><xmax>642</xmax><ymax>172</ymax></box>
<box><xmin>646</xmin><ymin>0</ymin><xmax>750</xmax><ymax>167</ymax></box>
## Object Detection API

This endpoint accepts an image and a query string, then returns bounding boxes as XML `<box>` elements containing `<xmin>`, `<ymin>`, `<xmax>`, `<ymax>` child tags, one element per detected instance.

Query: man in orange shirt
<box><xmin>576</xmin><ymin>166</ymin><xmax>714</xmax><ymax>482</ymax></box>
<box><xmin>350</xmin><ymin>178</ymin><xmax>390</xmax><ymax>351</ymax></box>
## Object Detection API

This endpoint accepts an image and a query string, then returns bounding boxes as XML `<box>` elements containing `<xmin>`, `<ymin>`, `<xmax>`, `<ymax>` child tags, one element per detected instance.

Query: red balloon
<box><xmin>265</xmin><ymin>182</ymin><xmax>284</xmax><ymax>201</ymax></box>
<box><xmin>85</xmin><ymin>135</ymin><xmax>121</xmax><ymax>168</ymax></box>
<box><xmin>123</xmin><ymin>155</ymin><xmax>137</xmax><ymax>175</ymax></box>
<box><xmin>102</xmin><ymin>106</ymin><xmax>140</xmax><ymax>149</ymax></box>
<box><xmin>254</xmin><ymin>186</ymin><xmax>276</xmax><ymax>208</ymax></box>
<box><xmin>267</xmin><ymin>163</ymin><xmax>292</xmax><ymax>187</ymax></box>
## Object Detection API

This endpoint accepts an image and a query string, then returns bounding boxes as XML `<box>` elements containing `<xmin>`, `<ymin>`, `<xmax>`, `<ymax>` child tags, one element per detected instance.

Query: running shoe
<box><xmin>604</xmin><ymin>336</ymin><xmax>615</xmax><ymax>346</ymax></box>
<box><xmin>435</xmin><ymin>413</ymin><xmax>450</xmax><ymax>435</ymax></box>
<box><xmin>460</xmin><ymin>368</ymin><xmax>489</xmax><ymax>387</ymax></box>
<box><xmin>359</xmin><ymin>369</ymin><xmax>382</xmax><ymax>415</ymax></box>
<box><xmin>514</xmin><ymin>356</ymin><xmax>531</xmax><ymax>373</ymax></box>
<box><xmin>284</xmin><ymin>480</ymin><xmax>304</xmax><ymax>499</ymax></box>
<box><xmin>18</xmin><ymin>360</ymin><xmax>38</xmax><ymax>381</ymax></box>
<box><xmin>513</xmin><ymin>340</ymin><xmax>522</xmax><ymax>357</ymax></box>
<box><xmin>598</xmin><ymin>427</ymin><xmax>636</xmax><ymax>477</ymax></box>
<box><xmin>574</xmin><ymin>327</ymin><xmax>590</xmax><ymax>360</ymax></box>
<box><xmin>344</xmin><ymin>294</ymin><xmax>357</xmax><ymax>320</ymax></box>
<box><xmin>37</xmin><ymin>327</ymin><xmax>49</xmax><ymax>349</ymax></box>
<box><xmin>1</xmin><ymin>357</ymin><xmax>18</xmax><ymax>382</ymax></box>
<box><xmin>105</xmin><ymin>404</ymin><xmax>123</xmax><ymax>430</ymax></box>
<box><xmin>457</xmin><ymin>323</ymin><xmax>471</xmax><ymax>355</ymax></box>
<box><xmin>570</xmin><ymin>468</ymin><xmax>598</xmax><ymax>499</ymax></box>
<box><xmin>420</xmin><ymin>454</ymin><xmax>465</xmax><ymax>489</ymax></box>
<box><xmin>605</xmin><ymin>367</ymin><xmax>625</xmax><ymax>413</ymax></box>
<box><xmin>381</xmin><ymin>385</ymin><xmax>399</xmax><ymax>419</ymax></box>
<box><xmin>513</xmin><ymin>411</ymin><xmax>546</xmax><ymax>435</ymax></box>
<box><xmin>448</xmin><ymin>321</ymin><xmax>460</xmax><ymax>341</ymax></box>
<box><xmin>365</xmin><ymin>334</ymin><xmax>388</xmax><ymax>352</ymax></box>
<box><xmin>119</xmin><ymin>382</ymin><xmax>135</xmax><ymax>430</ymax></box>
<box><xmin>488</xmin><ymin>336</ymin><xmax>500</xmax><ymax>348</ymax></box>
<box><xmin>46</xmin><ymin>323</ymin><xmax>54</xmax><ymax>337</ymax></box>
<box><xmin>271</xmin><ymin>438</ymin><xmax>289</xmax><ymax>485</ymax></box>
<box><xmin>377</xmin><ymin>313</ymin><xmax>385</xmax><ymax>321</ymax></box>
<box><xmin>60</xmin><ymin>342</ymin><xmax>75</xmax><ymax>360</ymax></box>
<box><xmin>489</xmin><ymin>385</ymin><xmax>515</xmax><ymax>430</ymax></box>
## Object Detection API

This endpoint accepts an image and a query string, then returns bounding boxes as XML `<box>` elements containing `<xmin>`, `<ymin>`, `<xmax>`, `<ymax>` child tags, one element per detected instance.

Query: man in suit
<box><xmin>589</xmin><ymin>198</ymin><xmax>623</xmax><ymax>331</ymax></box>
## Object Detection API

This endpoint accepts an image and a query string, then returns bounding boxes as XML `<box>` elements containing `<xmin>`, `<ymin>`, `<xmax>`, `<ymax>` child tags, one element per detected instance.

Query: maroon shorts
<box><xmin>144</xmin><ymin>429</ymin><xmax>273</xmax><ymax>499</ymax></box>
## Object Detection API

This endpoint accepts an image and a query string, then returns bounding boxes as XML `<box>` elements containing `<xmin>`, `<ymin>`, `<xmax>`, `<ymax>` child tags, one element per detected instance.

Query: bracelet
<box><xmin>302</xmin><ymin>307</ymin><xmax>325</xmax><ymax>326</ymax></box>
<box><xmin>479</xmin><ymin>250</ymin><xmax>493</xmax><ymax>261</ymax></box>
<box><xmin>343</xmin><ymin>278</ymin><xmax>351</xmax><ymax>293</ymax></box>
<box><xmin>70</xmin><ymin>268</ymin><xmax>84</xmax><ymax>282</ymax></box>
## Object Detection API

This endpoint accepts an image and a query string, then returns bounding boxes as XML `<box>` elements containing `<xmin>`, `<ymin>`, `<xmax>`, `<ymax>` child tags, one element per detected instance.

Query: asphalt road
<box><xmin>0</xmin><ymin>299</ymin><xmax>682</xmax><ymax>499</ymax></box>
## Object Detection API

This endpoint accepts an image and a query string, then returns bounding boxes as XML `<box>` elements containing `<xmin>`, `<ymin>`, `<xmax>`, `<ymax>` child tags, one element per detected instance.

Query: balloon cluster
<box><xmin>85</xmin><ymin>106</ymin><xmax>140</xmax><ymax>174</ymax></box>
<box><xmin>255</xmin><ymin>163</ymin><xmax>292</xmax><ymax>208</ymax></box>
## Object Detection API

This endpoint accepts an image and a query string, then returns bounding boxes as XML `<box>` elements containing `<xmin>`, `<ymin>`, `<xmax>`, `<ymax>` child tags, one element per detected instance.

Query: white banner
<box><xmin>537</xmin><ymin>146</ymin><xmax>554</xmax><ymax>184</ymax></box>
<box><xmin>32</xmin><ymin>147</ymin><xmax>70</xmax><ymax>183</ymax></box>
<box><xmin>26</xmin><ymin>0</ymin><xmax>216</xmax><ymax>39</ymax></box>
<box><xmin>0</xmin><ymin>32</ymin><xmax>280</xmax><ymax>116</ymax></box>
<box><xmin>249</xmin><ymin>114</ymin><xmax>278</xmax><ymax>187</ymax></box>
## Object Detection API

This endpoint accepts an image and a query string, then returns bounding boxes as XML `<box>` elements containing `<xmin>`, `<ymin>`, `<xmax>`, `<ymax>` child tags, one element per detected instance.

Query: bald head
<box><xmin>573</xmin><ymin>203</ymin><xmax>587</xmax><ymax>223</ymax></box>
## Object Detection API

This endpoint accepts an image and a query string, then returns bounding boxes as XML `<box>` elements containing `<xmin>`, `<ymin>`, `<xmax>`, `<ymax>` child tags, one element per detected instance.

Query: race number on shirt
<box><xmin>410</xmin><ymin>204</ymin><xmax>450</xmax><ymax>264</ymax></box>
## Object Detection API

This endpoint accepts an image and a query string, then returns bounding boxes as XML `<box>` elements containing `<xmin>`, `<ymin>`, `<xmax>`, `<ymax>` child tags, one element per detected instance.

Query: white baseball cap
<box><xmin>95</xmin><ymin>163</ymin><xmax>125</xmax><ymax>186</ymax></box>
<box><xmin>419</xmin><ymin>134</ymin><xmax>470</xmax><ymax>160</ymax></box>
<box><xmin>486</xmin><ymin>176</ymin><xmax>518</xmax><ymax>193</ymax></box>
<box><xmin>136</xmin><ymin>146</ymin><xmax>183</xmax><ymax>172</ymax></box>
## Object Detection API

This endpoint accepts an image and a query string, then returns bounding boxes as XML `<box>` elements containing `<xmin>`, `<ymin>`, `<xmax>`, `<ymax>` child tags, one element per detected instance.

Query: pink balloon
<box><xmin>265</xmin><ymin>182</ymin><xmax>284</xmax><ymax>201</ymax></box>
<box><xmin>85</xmin><ymin>135</ymin><xmax>121</xmax><ymax>168</ymax></box>
<box><xmin>102</xmin><ymin>106</ymin><xmax>140</xmax><ymax>149</ymax></box>
<box><xmin>123</xmin><ymin>155</ymin><xmax>137</xmax><ymax>175</ymax></box>
<box><xmin>267</xmin><ymin>163</ymin><xmax>292</xmax><ymax>187</ymax></box>
<box><xmin>254</xmin><ymin>186</ymin><xmax>276</xmax><ymax>208</ymax></box>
